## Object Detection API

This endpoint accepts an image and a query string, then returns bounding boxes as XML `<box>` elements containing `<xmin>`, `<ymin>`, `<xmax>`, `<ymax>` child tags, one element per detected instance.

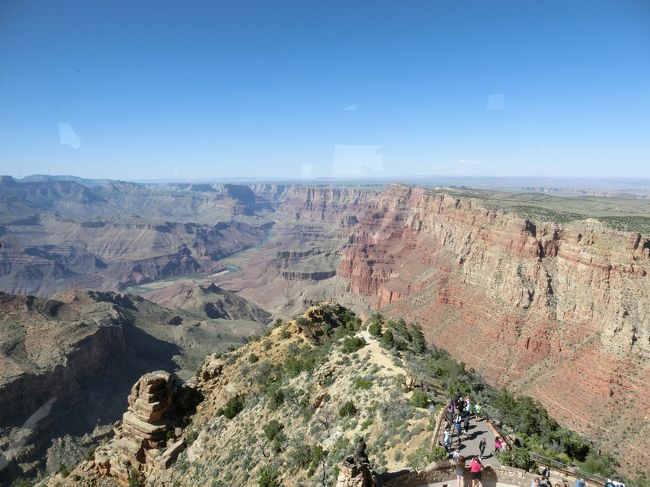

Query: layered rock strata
<box><xmin>338</xmin><ymin>184</ymin><xmax>650</xmax><ymax>467</ymax></box>
<box><xmin>95</xmin><ymin>371</ymin><xmax>181</xmax><ymax>483</ymax></box>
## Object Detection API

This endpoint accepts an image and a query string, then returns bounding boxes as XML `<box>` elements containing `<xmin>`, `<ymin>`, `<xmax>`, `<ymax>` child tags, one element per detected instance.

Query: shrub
<box><xmin>341</xmin><ymin>336</ymin><xmax>366</xmax><ymax>354</ymax></box>
<box><xmin>280</xmin><ymin>329</ymin><xmax>291</xmax><ymax>339</ymax></box>
<box><xmin>184</xmin><ymin>430</ymin><xmax>198</xmax><ymax>445</ymax></box>
<box><xmin>289</xmin><ymin>444</ymin><xmax>313</xmax><ymax>470</ymax></box>
<box><xmin>406</xmin><ymin>446</ymin><xmax>446</xmax><ymax>471</ymax></box>
<box><xmin>295</xmin><ymin>316</ymin><xmax>309</xmax><ymax>328</ymax></box>
<box><xmin>249</xmin><ymin>353</ymin><xmax>260</xmax><ymax>363</ymax></box>
<box><xmin>307</xmin><ymin>444</ymin><xmax>327</xmax><ymax>477</ymax></box>
<box><xmin>11</xmin><ymin>480</ymin><xmax>33</xmax><ymax>487</ymax></box>
<box><xmin>368</xmin><ymin>320</ymin><xmax>382</xmax><ymax>337</ymax></box>
<box><xmin>128</xmin><ymin>471</ymin><xmax>145</xmax><ymax>487</ymax></box>
<box><xmin>57</xmin><ymin>464</ymin><xmax>70</xmax><ymax>478</ymax></box>
<box><xmin>268</xmin><ymin>388</ymin><xmax>284</xmax><ymax>410</ymax></box>
<box><xmin>380</xmin><ymin>330</ymin><xmax>395</xmax><ymax>348</ymax></box>
<box><xmin>409</xmin><ymin>324</ymin><xmax>426</xmax><ymax>353</ymax></box>
<box><xmin>339</xmin><ymin>400</ymin><xmax>358</xmax><ymax>417</ymax></box>
<box><xmin>223</xmin><ymin>396</ymin><xmax>245</xmax><ymax>419</ymax></box>
<box><xmin>258</xmin><ymin>464</ymin><xmax>282</xmax><ymax>487</ymax></box>
<box><xmin>263</xmin><ymin>420</ymin><xmax>285</xmax><ymax>442</ymax></box>
<box><xmin>497</xmin><ymin>447</ymin><xmax>536</xmax><ymax>471</ymax></box>
<box><xmin>353</xmin><ymin>377</ymin><xmax>372</xmax><ymax>390</ymax></box>
<box><xmin>360</xmin><ymin>418</ymin><xmax>373</xmax><ymax>430</ymax></box>
<box><xmin>410</xmin><ymin>390</ymin><xmax>429</xmax><ymax>409</ymax></box>
<box><xmin>580</xmin><ymin>452</ymin><xmax>618</xmax><ymax>477</ymax></box>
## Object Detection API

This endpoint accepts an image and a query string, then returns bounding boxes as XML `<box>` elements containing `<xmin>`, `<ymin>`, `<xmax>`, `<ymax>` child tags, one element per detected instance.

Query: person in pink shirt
<box><xmin>494</xmin><ymin>436</ymin><xmax>503</xmax><ymax>452</ymax></box>
<box><xmin>470</xmin><ymin>456</ymin><xmax>484</xmax><ymax>487</ymax></box>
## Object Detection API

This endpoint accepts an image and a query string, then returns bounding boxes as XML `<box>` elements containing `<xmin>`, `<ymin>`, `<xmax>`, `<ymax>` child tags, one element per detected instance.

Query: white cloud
<box><xmin>343</xmin><ymin>104</ymin><xmax>358</xmax><ymax>112</ymax></box>
<box><xmin>457</xmin><ymin>159</ymin><xmax>481</xmax><ymax>165</ymax></box>
<box><xmin>58</xmin><ymin>123</ymin><xmax>81</xmax><ymax>149</ymax></box>
<box><xmin>486</xmin><ymin>94</ymin><xmax>504</xmax><ymax>111</ymax></box>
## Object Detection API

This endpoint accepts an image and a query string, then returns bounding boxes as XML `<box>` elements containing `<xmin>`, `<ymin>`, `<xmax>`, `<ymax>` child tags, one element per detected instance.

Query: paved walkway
<box><xmin>445</xmin><ymin>415</ymin><xmax>502</xmax><ymax>467</ymax></box>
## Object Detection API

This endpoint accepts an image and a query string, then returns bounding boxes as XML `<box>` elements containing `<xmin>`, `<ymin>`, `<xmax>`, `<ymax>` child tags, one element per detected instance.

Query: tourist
<box><xmin>494</xmin><ymin>436</ymin><xmax>503</xmax><ymax>452</ymax></box>
<box><xmin>444</xmin><ymin>429</ymin><xmax>452</xmax><ymax>452</ymax></box>
<box><xmin>531</xmin><ymin>478</ymin><xmax>540</xmax><ymax>487</ymax></box>
<box><xmin>575</xmin><ymin>479</ymin><xmax>586</xmax><ymax>487</ymax></box>
<box><xmin>455</xmin><ymin>419</ymin><xmax>463</xmax><ymax>438</ymax></box>
<box><xmin>478</xmin><ymin>438</ymin><xmax>486</xmax><ymax>459</ymax></box>
<box><xmin>469</xmin><ymin>456</ymin><xmax>483</xmax><ymax>487</ymax></box>
<box><xmin>455</xmin><ymin>452</ymin><xmax>466</xmax><ymax>487</ymax></box>
<box><xmin>354</xmin><ymin>437</ymin><xmax>369</xmax><ymax>464</ymax></box>
<box><xmin>474</xmin><ymin>402</ymin><xmax>482</xmax><ymax>420</ymax></box>
<box><xmin>452</xmin><ymin>447</ymin><xmax>462</xmax><ymax>461</ymax></box>
<box><xmin>464</xmin><ymin>415</ymin><xmax>471</xmax><ymax>435</ymax></box>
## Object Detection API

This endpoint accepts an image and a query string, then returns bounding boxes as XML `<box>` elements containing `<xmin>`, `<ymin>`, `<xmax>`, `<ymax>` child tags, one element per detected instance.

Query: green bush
<box><xmin>353</xmin><ymin>377</ymin><xmax>373</xmax><ymax>390</ymax></box>
<box><xmin>368</xmin><ymin>320</ymin><xmax>382</xmax><ymax>337</ymax></box>
<box><xmin>258</xmin><ymin>464</ymin><xmax>282</xmax><ymax>487</ymax></box>
<box><xmin>406</xmin><ymin>445</ymin><xmax>447</xmax><ymax>471</ymax></box>
<box><xmin>410</xmin><ymin>390</ymin><xmax>429</xmax><ymax>408</ymax></box>
<box><xmin>184</xmin><ymin>430</ymin><xmax>198</xmax><ymax>445</ymax></box>
<box><xmin>289</xmin><ymin>444</ymin><xmax>313</xmax><ymax>470</ymax></box>
<box><xmin>249</xmin><ymin>353</ymin><xmax>260</xmax><ymax>363</ymax></box>
<box><xmin>341</xmin><ymin>336</ymin><xmax>366</xmax><ymax>354</ymax></box>
<box><xmin>268</xmin><ymin>388</ymin><xmax>284</xmax><ymax>410</ymax></box>
<box><xmin>263</xmin><ymin>420</ymin><xmax>285</xmax><ymax>442</ymax></box>
<box><xmin>57</xmin><ymin>464</ymin><xmax>70</xmax><ymax>478</ymax></box>
<box><xmin>409</xmin><ymin>324</ymin><xmax>426</xmax><ymax>353</ymax></box>
<box><xmin>580</xmin><ymin>452</ymin><xmax>618</xmax><ymax>477</ymax></box>
<box><xmin>339</xmin><ymin>400</ymin><xmax>358</xmax><ymax>417</ymax></box>
<box><xmin>307</xmin><ymin>444</ymin><xmax>327</xmax><ymax>477</ymax></box>
<box><xmin>380</xmin><ymin>330</ymin><xmax>395</xmax><ymax>348</ymax></box>
<box><xmin>128</xmin><ymin>471</ymin><xmax>145</xmax><ymax>487</ymax></box>
<box><xmin>497</xmin><ymin>447</ymin><xmax>536</xmax><ymax>471</ymax></box>
<box><xmin>295</xmin><ymin>316</ymin><xmax>309</xmax><ymax>328</ymax></box>
<box><xmin>223</xmin><ymin>396</ymin><xmax>245</xmax><ymax>419</ymax></box>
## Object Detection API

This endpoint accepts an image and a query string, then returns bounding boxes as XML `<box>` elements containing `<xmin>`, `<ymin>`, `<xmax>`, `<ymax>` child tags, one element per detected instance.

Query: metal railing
<box><xmin>529</xmin><ymin>452</ymin><xmax>609</xmax><ymax>486</ymax></box>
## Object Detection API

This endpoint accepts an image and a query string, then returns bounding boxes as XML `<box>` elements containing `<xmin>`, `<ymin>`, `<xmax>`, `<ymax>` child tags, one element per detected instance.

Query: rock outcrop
<box><xmin>335</xmin><ymin>457</ymin><xmax>379</xmax><ymax>487</ymax></box>
<box><xmin>142</xmin><ymin>281</ymin><xmax>272</xmax><ymax>324</ymax></box>
<box><xmin>95</xmin><ymin>371</ymin><xmax>180</xmax><ymax>483</ymax></box>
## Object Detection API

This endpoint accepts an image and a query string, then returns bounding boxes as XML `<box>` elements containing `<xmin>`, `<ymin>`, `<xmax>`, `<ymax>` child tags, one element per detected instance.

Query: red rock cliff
<box><xmin>339</xmin><ymin>184</ymin><xmax>650</xmax><ymax>468</ymax></box>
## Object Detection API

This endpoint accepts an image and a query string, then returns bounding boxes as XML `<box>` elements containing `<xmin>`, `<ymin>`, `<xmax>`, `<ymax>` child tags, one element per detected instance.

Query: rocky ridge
<box><xmin>39</xmin><ymin>303</ymin><xmax>631</xmax><ymax>487</ymax></box>
<box><xmin>0</xmin><ymin>290</ymin><xmax>267</xmax><ymax>483</ymax></box>
<box><xmin>40</xmin><ymin>303</ymin><xmax>444</xmax><ymax>486</ymax></box>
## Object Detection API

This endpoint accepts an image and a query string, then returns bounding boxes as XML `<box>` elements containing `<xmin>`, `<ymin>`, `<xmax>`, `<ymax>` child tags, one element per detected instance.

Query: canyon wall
<box><xmin>337</xmin><ymin>184</ymin><xmax>650</xmax><ymax>468</ymax></box>
<box><xmin>276</xmin><ymin>185</ymin><xmax>378</xmax><ymax>225</ymax></box>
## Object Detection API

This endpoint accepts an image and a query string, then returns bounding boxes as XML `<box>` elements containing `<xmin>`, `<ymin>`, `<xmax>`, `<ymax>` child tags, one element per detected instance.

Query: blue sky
<box><xmin>0</xmin><ymin>0</ymin><xmax>649</xmax><ymax>180</ymax></box>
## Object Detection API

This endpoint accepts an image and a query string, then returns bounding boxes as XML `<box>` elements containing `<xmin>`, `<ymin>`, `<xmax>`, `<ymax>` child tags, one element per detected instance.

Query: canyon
<box><xmin>1</xmin><ymin>176</ymin><xmax>649</xmax><ymax>482</ymax></box>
